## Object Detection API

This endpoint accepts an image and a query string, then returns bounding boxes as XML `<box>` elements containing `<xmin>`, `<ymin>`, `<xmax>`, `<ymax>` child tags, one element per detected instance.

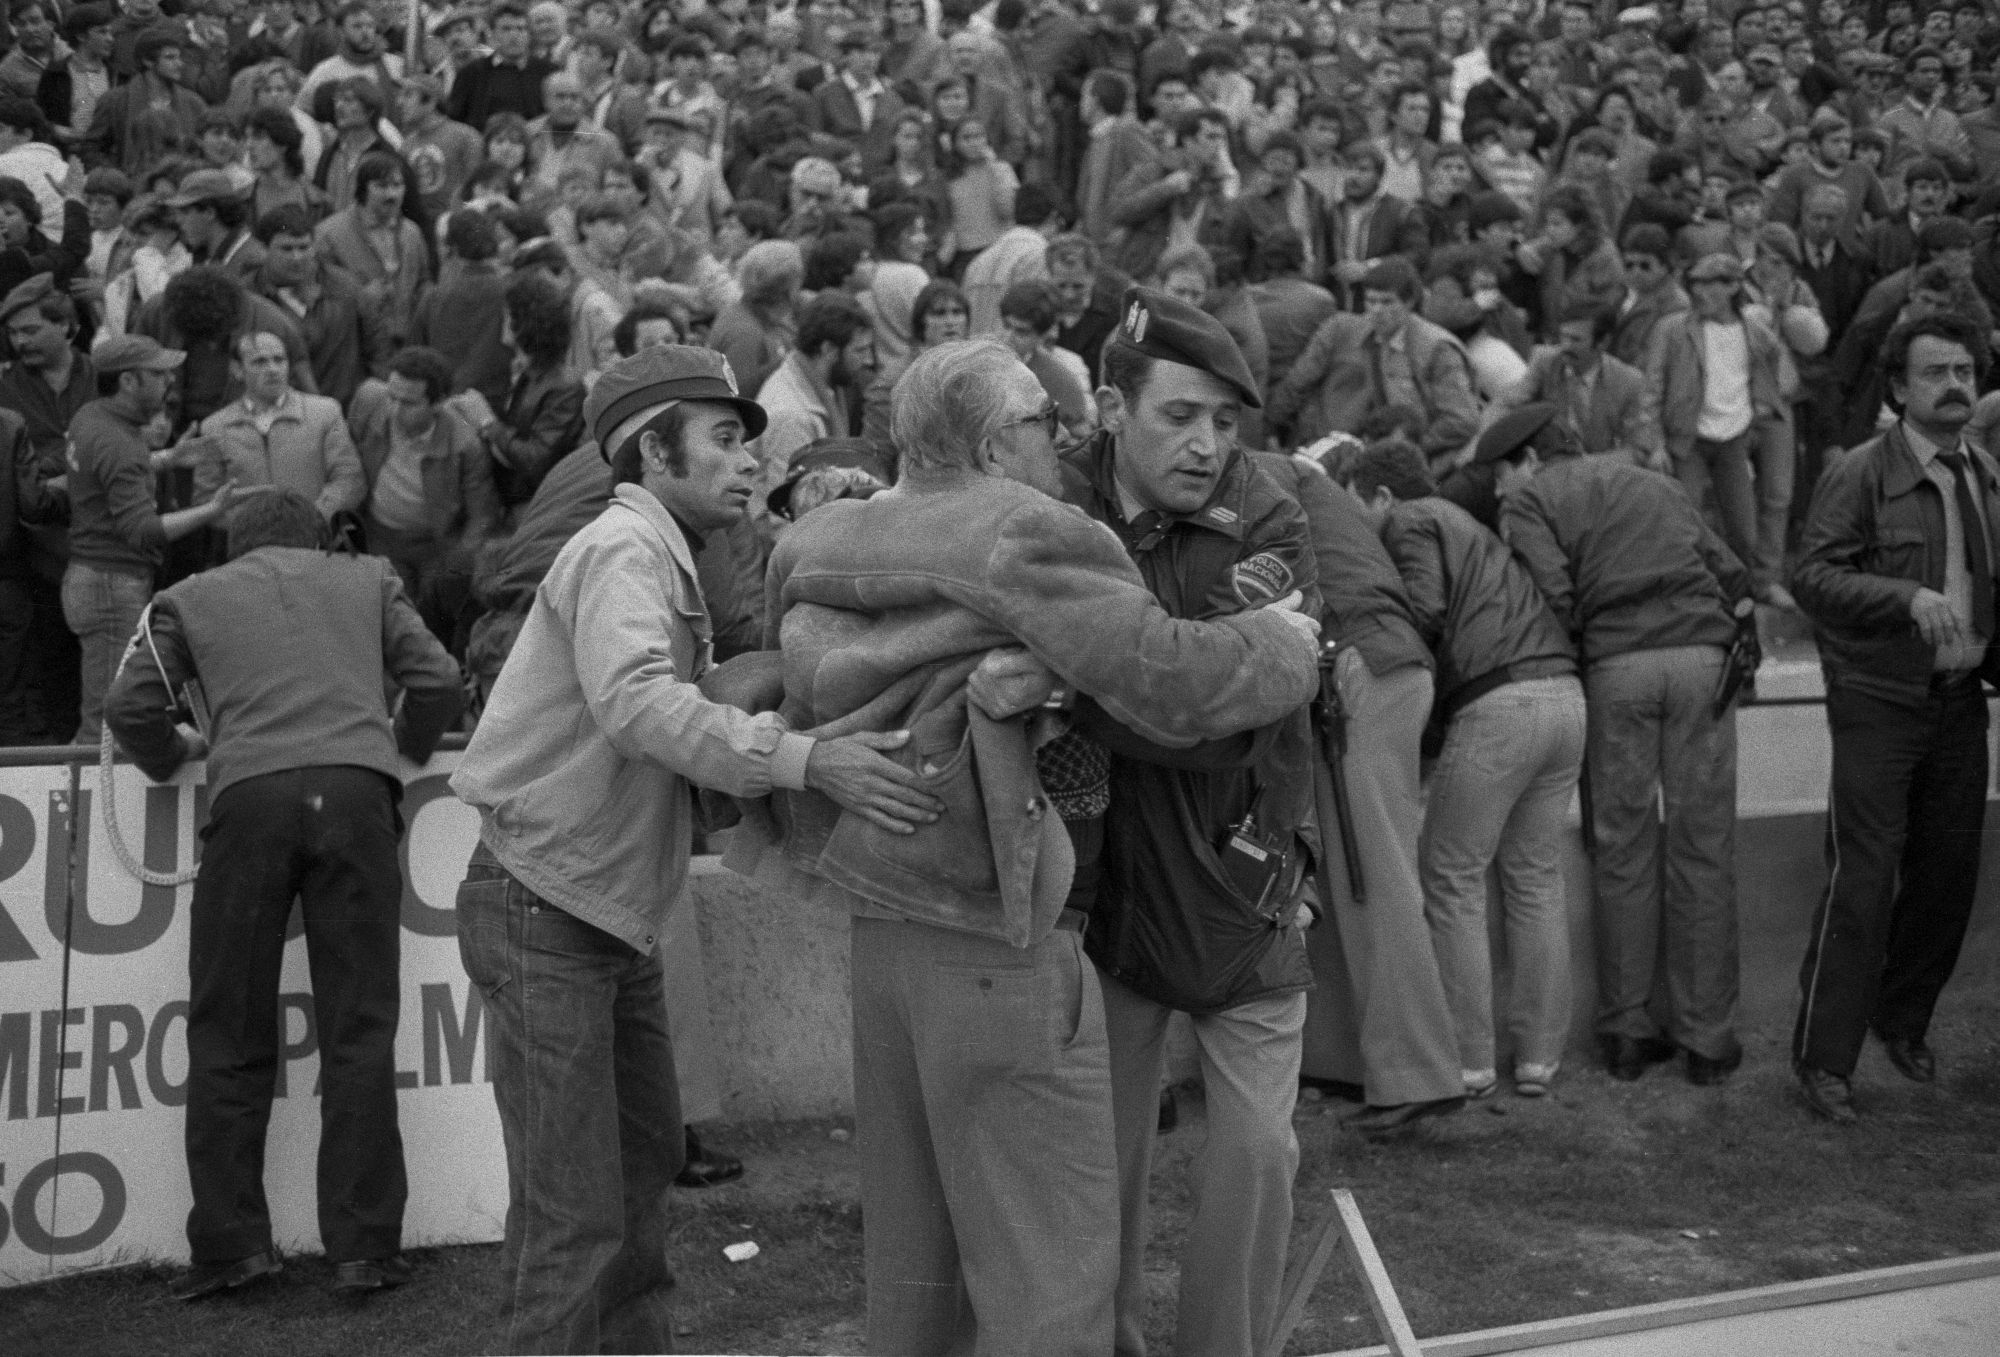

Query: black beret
<box><xmin>1110</xmin><ymin>286</ymin><xmax>1262</xmax><ymax>409</ymax></box>
<box><xmin>1471</xmin><ymin>402</ymin><xmax>1559</xmax><ymax>466</ymax></box>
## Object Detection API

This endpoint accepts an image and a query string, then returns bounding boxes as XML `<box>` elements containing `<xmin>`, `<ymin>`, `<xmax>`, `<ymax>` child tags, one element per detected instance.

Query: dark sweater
<box><xmin>64</xmin><ymin>397</ymin><xmax>164</xmax><ymax>579</ymax></box>
<box><xmin>105</xmin><ymin>547</ymin><xmax>462</xmax><ymax>798</ymax></box>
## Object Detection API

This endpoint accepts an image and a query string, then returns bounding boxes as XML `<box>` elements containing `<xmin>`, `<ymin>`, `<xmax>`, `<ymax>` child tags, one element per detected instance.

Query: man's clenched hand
<box><xmin>967</xmin><ymin>647</ymin><xmax>1059</xmax><ymax>719</ymax></box>
<box><xmin>1260</xmin><ymin>589</ymin><xmax>1322</xmax><ymax>644</ymax></box>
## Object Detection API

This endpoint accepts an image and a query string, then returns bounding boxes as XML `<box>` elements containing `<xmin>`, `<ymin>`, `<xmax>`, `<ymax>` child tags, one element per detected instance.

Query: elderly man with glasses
<box><xmin>726</xmin><ymin>333</ymin><xmax>1321</xmax><ymax>1357</ymax></box>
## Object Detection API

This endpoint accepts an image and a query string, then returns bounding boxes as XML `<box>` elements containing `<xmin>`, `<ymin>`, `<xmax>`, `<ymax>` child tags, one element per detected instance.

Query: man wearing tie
<box><xmin>1792</xmin><ymin>311</ymin><xmax>2000</xmax><ymax>1123</ymax></box>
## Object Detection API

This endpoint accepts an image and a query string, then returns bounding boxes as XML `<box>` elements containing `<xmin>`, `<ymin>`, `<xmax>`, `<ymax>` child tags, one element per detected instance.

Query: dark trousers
<box><xmin>2</xmin><ymin>572</ymin><xmax>81</xmax><ymax>744</ymax></box>
<box><xmin>0</xmin><ymin>576</ymin><xmax>32</xmax><ymax>743</ymax></box>
<box><xmin>185</xmin><ymin>766</ymin><xmax>408</xmax><ymax>1264</ymax></box>
<box><xmin>455</xmin><ymin>849</ymin><xmax>683</xmax><ymax>1355</ymax></box>
<box><xmin>1793</xmin><ymin>677</ymin><xmax>1989</xmax><ymax>1078</ymax></box>
<box><xmin>25</xmin><ymin>572</ymin><xmax>80</xmax><ymax>743</ymax></box>
<box><xmin>371</xmin><ymin>523</ymin><xmax>474</xmax><ymax>659</ymax></box>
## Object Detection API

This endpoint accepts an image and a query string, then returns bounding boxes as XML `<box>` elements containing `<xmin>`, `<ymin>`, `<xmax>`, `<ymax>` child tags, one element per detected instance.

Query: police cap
<box><xmin>1470</xmin><ymin>402</ymin><xmax>1559</xmax><ymax>466</ymax></box>
<box><xmin>584</xmin><ymin>344</ymin><xmax>767</xmax><ymax>462</ymax></box>
<box><xmin>1110</xmin><ymin>285</ymin><xmax>1262</xmax><ymax>409</ymax></box>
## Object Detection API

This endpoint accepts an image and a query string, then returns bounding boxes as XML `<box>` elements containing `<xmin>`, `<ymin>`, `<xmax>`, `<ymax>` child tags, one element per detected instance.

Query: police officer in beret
<box><xmin>1435</xmin><ymin>401</ymin><xmax>1567</xmax><ymax>530</ymax></box>
<box><xmin>1063</xmin><ymin>287</ymin><xmax>1320</xmax><ymax>1357</ymax></box>
<box><xmin>735</xmin><ymin>334</ymin><xmax>1319</xmax><ymax>1356</ymax></box>
<box><xmin>450</xmin><ymin>346</ymin><xmax>942</xmax><ymax>1352</ymax></box>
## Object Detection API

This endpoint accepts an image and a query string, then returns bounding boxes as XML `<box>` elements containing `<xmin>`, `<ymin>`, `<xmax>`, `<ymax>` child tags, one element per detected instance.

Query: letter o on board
<box><xmin>7</xmin><ymin>1152</ymin><xmax>127</xmax><ymax>1255</ymax></box>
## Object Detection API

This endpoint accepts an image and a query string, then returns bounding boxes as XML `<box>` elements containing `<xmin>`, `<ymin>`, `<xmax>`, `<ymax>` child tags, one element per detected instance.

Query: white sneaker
<box><xmin>1515</xmin><ymin>1062</ymin><xmax>1560</xmax><ymax>1097</ymax></box>
<box><xmin>1464</xmin><ymin>1068</ymin><xmax>1499</xmax><ymax>1099</ymax></box>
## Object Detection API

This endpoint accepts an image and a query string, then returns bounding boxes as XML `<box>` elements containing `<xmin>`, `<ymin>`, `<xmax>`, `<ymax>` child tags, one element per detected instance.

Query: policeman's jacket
<box><xmin>1499</xmin><ymin>455</ymin><xmax>1748</xmax><ymax>665</ymax></box>
<box><xmin>1060</xmin><ymin>431</ymin><xmax>1319</xmax><ymax>1015</ymax></box>
<box><xmin>1379</xmin><ymin>497</ymin><xmax>1577</xmax><ymax>718</ymax></box>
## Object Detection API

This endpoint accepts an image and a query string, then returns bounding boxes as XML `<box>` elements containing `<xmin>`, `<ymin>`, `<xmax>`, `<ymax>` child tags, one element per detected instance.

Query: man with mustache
<box><xmin>1791</xmin><ymin>311</ymin><xmax>2000</xmax><ymax>1124</ymax></box>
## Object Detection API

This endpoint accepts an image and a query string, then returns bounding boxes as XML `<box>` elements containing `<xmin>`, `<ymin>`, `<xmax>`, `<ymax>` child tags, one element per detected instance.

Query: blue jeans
<box><xmin>1421</xmin><ymin>676</ymin><xmax>1586</xmax><ymax>1074</ymax></box>
<box><xmin>1677</xmin><ymin>418</ymin><xmax>1793</xmax><ymax>592</ymax></box>
<box><xmin>1584</xmin><ymin>646</ymin><xmax>1741</xmax><ymax>1061</ymax></box>
<box><xmin>61</xmin><ymin>559</ymin><xmax>150</xmax><ymax>743</ymax></box>
<box><xmin>456</xmin><ymin>849</ymin><xmax>684</xmax><ymax>1355</ymax></box>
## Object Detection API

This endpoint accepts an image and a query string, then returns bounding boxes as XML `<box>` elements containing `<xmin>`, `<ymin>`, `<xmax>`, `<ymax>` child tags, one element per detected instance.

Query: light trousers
<box><xmin>1102</xmin><ymin>970</ymin><xmax>1306</xmax><ymax>1357</ymax></box>
<box><xmin>851</xmin><ymin>916</ymin><xmax>1119</xmax><ymax>1357</ymax></box>
<box><xmin>1300</xmin><ymin>663</ymin><xmax>1463</xmax><ymax>1104</ymax></box>
<box><xmin>1421</xmin><ymin>676</ymin><xmax>1586</xmax><ymax>1074</ymax></box>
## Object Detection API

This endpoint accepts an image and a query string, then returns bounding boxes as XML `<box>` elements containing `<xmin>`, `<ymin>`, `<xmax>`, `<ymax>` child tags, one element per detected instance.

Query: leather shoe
<box><xmin>1686</xmin><ymin>1046</ymin><xmax>1743</xmax><ymax>1086</ymax></box>
<box><xmin>675</xmin><ymin>1127</ymin><xmax>744</xmax><ymax>1188</ymax></box>
<box><xmin>331</xmin><ymin>1255</ymin><xmax>411</xmax><ymax>1297</ymax></box>
<box><xmin>1601</xmin><ymin>1035</ymin><xmax>1677</xmax><ymax>1081</ymax></box>
<box><xmin>1797</xmin><ymin>1065</ymin><xmax>1858</xmax><ymax>1124</ymax></box>
<box><xmin>1881</xmin><ymin>1035</ymin><xmax>1936</xmax><ymax>1083</ymax></box>
<box><xmin>1343</xmin><ymin>1095</ymin><xmax>1466</xmax><ymax>1135</ymax></box>
<box><xmin>169</xmin><ymin>1249</ymin><xmax>281</xmax><ymax>1302</ymax></box>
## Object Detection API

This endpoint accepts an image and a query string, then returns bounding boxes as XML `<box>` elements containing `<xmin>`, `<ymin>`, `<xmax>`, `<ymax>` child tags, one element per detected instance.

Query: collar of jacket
<box><xmin>1070</xmin><ymin>427</ymin><xmax>1249</xmax><ymax>545</ymax></box>
<box><xmin>609</xmin><ymin>480</ymin><xmax>700</xmax><ymax>583</ymax></box>
<box><xmin>218</xmin><ymin>388</ymin><xmax>303</xmax><ymax>428</ymax></box>
<box><xmin>1879</xmin><ymin>420</ymin><xmax>2000</xmax><ymax>500</ymax></box>
<box><xmin>394</xmin><ymin>405</ymin><xmax>478</xmax><ymax>462</ymax></box>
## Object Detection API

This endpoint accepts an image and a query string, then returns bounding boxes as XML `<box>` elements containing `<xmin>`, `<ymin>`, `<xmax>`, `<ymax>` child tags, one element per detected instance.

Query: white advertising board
<box><xmin>0</xmin><ymin>754</ymin><xmax>507</xmax><ymax>1286</ymax></box>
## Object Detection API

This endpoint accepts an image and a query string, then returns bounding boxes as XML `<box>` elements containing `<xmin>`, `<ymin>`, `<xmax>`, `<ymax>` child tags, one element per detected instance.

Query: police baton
<box><xmin>1310</xmin><ymin>641</ymin><xmax>1367</xmax><ymax>906</ymax></box>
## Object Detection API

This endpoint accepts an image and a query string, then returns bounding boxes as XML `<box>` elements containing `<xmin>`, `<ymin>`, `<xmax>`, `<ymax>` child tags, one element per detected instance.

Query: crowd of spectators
<box><xmin>0</xmin><ymin>0</ymin><xmax>1998</xmax><ymax>736</ymax></box>
<box><xmin>3</xmin><ymin>0</ymin><xmax>1995</xmax><ymax>1339</ymax></box>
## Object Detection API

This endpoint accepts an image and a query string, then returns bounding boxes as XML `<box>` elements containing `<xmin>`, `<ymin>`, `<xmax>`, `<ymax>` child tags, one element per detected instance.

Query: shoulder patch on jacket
<box><xmin>1231</xmin><ymin>551</ymin><xmax>1293</xmax><ymax>606</ymax></box>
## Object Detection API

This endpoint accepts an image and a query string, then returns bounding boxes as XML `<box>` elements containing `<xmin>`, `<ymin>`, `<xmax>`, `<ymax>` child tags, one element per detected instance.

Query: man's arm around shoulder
<box><xmin>979</xmin><ymin>494</ymin><xmax>1320</xmax><ymax>746</ymax></box>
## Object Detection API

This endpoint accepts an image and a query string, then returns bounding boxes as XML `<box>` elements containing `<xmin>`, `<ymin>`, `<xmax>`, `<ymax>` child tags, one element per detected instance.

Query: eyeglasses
<box><xmin>1001</xmin><ymin>403</ymin><xmax>1060</xmax><ymax>440</ymax></box>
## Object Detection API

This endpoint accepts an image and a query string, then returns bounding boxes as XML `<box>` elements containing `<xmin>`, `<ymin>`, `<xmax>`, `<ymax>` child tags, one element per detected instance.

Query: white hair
<box><xmin>890</xmin><ymin>339</ymin><xmax>1030</xmax><ymax>473</ymax></box>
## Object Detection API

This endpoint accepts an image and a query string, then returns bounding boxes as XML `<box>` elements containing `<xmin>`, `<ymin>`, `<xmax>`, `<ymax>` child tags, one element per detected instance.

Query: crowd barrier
<box><xmin>0</xmin><ymin>748</ymin><xmax>526</xmax><ymax>1286</ymax></box>
<box><xmin>3</xmin><ymin>690</ymin><xmax>1997</xmax><ymax>1289</ymax></box>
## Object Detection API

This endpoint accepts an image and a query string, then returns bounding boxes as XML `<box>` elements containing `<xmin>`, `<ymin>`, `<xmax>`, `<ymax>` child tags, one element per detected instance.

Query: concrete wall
<box><xmin>684</xmin><ymin>692</ymin><xmax>2000</xmax><ymax>1118</ymax></box>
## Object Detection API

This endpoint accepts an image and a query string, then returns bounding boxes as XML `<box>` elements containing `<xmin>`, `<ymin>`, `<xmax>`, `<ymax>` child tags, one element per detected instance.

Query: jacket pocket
<box><xmin>853</xmin><ymin>701</ymin><xmax>999</xmax><ymax>898</ymax></box>
<box><xmin>922</xmin><ymin>952</ymin><xmax>1062</xmax><ymax>1077</ymax></box>
<box><xmin>1863</xmin><ymin>526</ymin><xmax>1930</xmax><ymax>585</ymax></box>
<box><xmin>1088</xmin><ymin>773</ymin><xmax>1291</xmax><ymax>1014</ymax></box>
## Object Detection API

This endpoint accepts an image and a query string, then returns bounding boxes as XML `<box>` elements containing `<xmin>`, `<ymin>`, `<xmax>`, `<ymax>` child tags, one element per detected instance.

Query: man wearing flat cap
<box><xmin>63</xmin><ymin>334</ymin><xmax>239</xmax><ymax>742</ymax></box>
<box><xmin>450</xmin><ymin>346</ymin><xmax>942</xmax><ymax>1353</ymax></box>
<box><xmin>725</xmin><ymin>332</ymin><xmax>1319</xmax><ymax>1356</ymax></box>
<box><xmin>168</xmin><ymin>169</ymin><xmax>264</xmax><ymax>283</ymax></box>
<box><xmin>1062</xmin><ymin>287</ymin><xmax>1320</xmax><ymax>1357</ymax></box>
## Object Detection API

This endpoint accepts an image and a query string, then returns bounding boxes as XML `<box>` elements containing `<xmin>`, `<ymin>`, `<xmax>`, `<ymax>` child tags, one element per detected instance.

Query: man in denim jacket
<box><xmin>451</xmin><ymin>347</ymin><xmax>942</xmax><ymax>1354</ymax></box>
